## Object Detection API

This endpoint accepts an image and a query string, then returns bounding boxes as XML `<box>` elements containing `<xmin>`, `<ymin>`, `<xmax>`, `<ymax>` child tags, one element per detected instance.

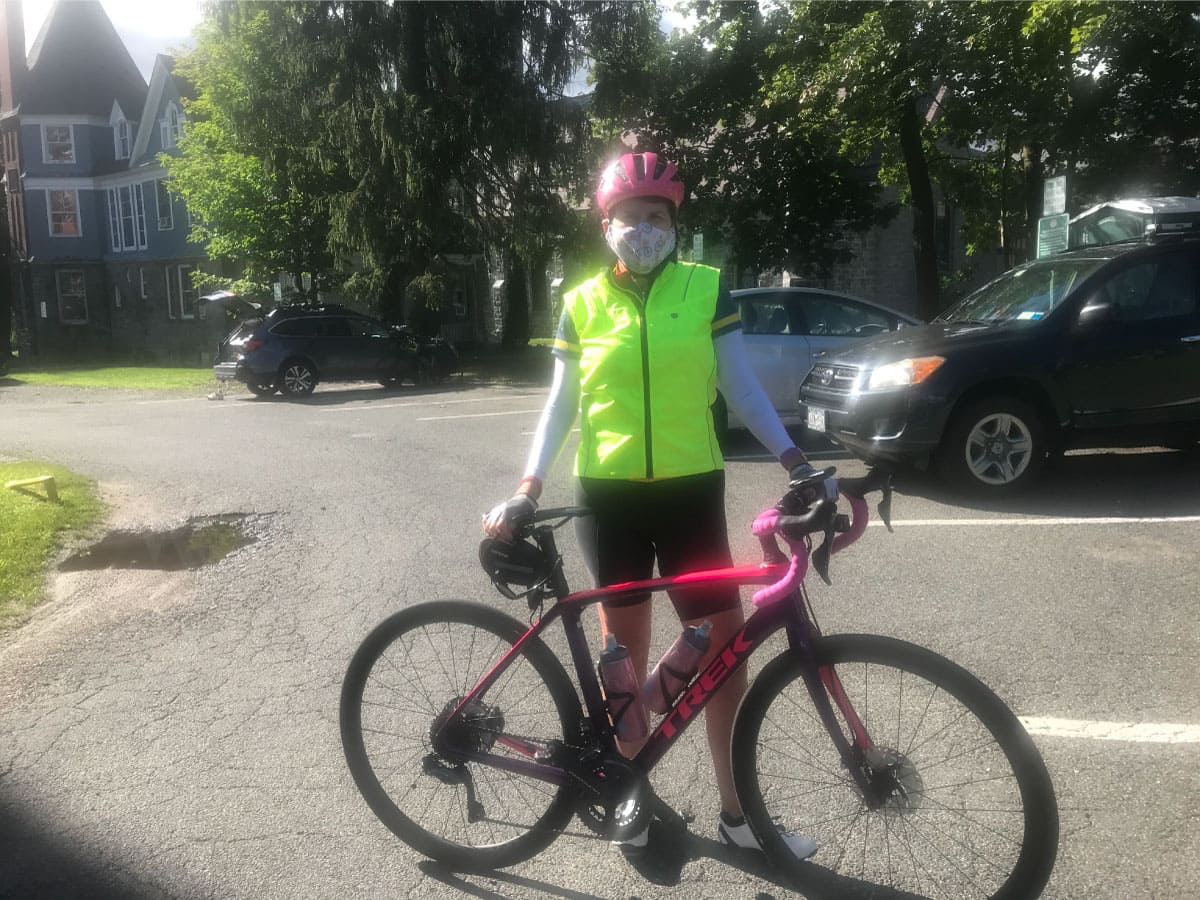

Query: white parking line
<box><xmin>1020</xmin><ymin>716</ymin><xmax>1200</xmax><ymax>744</ymax></box>
<box><xmin>320</xmin><ymin>396</ymin><xmax>540</xmax><ymax>413</ymax></box>
<box><xmin>870</xmin><ymin>515</ymin><xmax>1200</xmax><ymax>527</ymax></box>
<box><xmin>417</xmin><ymin>409</ymin><xmax>545</xmax><ymax>422</ymax></box>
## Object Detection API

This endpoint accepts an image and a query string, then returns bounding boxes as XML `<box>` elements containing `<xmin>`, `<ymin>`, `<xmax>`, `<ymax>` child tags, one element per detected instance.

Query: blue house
<box><xmin>1</xmin><ymin>0</ymin><xmax>216</xmax><ymax>364</ymax></box>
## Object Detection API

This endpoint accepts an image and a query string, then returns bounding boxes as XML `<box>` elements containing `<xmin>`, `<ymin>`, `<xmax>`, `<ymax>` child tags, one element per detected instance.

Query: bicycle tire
<box><xmin>340</xmin><ymin>600</ymin><xmax>583</xmax><ymax>869</ymax></box>
<box><xmin>732</xmin><ymin>634</ymin><xmax>1058</xmax><ymax>900</ymax></box>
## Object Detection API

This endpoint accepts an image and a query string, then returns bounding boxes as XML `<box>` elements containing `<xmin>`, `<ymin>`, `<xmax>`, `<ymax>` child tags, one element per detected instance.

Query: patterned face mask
<box><xmin>605</xmin><ymin>222</ymin><xmax>677</xmax><ymax>275</ymax></box>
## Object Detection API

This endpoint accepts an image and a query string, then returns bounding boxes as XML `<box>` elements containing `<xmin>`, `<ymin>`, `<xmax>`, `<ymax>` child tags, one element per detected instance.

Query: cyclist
<box><xmin>484</xmin><ymin>150</ymin><xmax>818</xmax><ymax>863</ymax></box>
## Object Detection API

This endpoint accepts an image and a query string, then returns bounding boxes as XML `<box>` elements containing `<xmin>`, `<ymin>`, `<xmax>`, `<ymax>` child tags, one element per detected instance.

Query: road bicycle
<box><xmin>340</xmin><ymin>468</ymin><xmax>1059</xmax><ymax>899</ymax></box>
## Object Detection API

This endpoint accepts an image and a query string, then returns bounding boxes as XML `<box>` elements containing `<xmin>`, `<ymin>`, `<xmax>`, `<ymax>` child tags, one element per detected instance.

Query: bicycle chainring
<box><xmin>571</xmin><ymin>752</ymin><xmax>653</xmax><ymax>841</ymax></box>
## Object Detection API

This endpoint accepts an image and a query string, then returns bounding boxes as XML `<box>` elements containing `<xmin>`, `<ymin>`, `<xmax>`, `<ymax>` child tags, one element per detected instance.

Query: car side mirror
<box><xmin>1075</xmin><ymin>298</ymin><xmax>1116</xmax><ymax>329</ymax></box>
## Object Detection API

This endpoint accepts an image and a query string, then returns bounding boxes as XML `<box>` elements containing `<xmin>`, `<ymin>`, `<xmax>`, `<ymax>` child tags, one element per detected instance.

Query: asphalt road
<box><xmin>1</xmin><ymin>374</ymin><xmax>1198</xmax><ymax>899</ymax></box>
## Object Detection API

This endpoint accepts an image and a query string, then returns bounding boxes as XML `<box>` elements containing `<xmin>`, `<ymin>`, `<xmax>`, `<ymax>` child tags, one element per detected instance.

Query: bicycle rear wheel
<box><xmin>733</xmin><ymin>634</ymin><xmax>1058</xmax><ymax>900</ymax></box>
<box><xmin>340</xmin><ymin>600</ymin><xmax>582</xmax><ymax>869</ymax></box>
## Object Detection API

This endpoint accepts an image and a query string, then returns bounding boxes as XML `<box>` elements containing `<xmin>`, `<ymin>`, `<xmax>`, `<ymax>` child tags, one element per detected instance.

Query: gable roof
<box><xmin>130</xmin><ymin>54</ymin><xmax>183</xmax><ymax>165</ymax></box>
<box><xmin>21</xmin><ymin>0</ymin><xmax>147</xmax><ymax>118</ymax></box>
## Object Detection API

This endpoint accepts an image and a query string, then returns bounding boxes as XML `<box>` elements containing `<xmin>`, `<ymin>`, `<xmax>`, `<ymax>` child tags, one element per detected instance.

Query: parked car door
<box><xmin>738</xmin><ymin>292</ymin><xmax>814</xmax><ymax>422</ymax></box>
<box><xmin>345</xmin><ymin>316</ymin><xmax>396</xmax><ymax>377</ymax></box>
<box><xmin>1062</xmin><ymin>247</ymin><xmax>1200</xmax><ymax>428</ymax></box>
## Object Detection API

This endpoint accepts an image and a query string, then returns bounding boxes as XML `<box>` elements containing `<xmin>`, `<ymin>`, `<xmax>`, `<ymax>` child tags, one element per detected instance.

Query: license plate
<box><xmin>806</xmin><ymin>406</ymin><xmax>826</xmax><ymax>433</ymax></box>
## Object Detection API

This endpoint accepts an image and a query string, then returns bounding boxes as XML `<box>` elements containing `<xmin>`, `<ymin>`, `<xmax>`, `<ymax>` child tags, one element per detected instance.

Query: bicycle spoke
<box><xmin>346</xmin><ymin>608</ymin><xmax>571</xmax><ymax>860</ymax></box>
<box><xmin>743</xmin><ymin>640</ymin><xmax>1051</xmax><ymax>900</ymax></box>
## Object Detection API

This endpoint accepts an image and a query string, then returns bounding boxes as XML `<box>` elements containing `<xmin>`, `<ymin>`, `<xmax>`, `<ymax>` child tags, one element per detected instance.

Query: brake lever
<box><xmin>811</xmin><ymin>522</ymin><xmax>836</xmax><ymax>585</ymax></box>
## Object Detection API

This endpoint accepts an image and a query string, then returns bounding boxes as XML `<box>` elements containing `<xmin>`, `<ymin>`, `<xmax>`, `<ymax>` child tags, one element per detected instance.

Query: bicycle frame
<box><xmin>445</xmin><ymin>515</ymin><xmax>881</xmax><ymax>799</ymax></box>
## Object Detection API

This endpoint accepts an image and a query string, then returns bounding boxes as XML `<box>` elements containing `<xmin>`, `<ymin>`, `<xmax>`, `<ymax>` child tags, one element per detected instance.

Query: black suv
<box><xmin>800</xmin><ymin>236</ymin><xmax>1200</xmax><ymax>494</ymax></box>
<box><xmin>213</xmin><ymin>304</ymin><xmax>418</xmax><ymax>397</ymax></box>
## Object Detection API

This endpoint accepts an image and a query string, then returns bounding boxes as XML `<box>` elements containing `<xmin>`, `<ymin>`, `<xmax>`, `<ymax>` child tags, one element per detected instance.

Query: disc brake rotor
<box><xmin>864</xmin><ymin>746</ymin><xmax>924</xmax><ymax>816</ymax></box>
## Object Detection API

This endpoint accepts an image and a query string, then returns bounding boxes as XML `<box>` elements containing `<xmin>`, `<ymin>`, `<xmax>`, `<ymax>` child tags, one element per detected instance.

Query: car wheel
<box><xmin>937</xmin><ymin>396</ymin><xmax>1048</xmax><ymax>494</ymax></box>
<box><xmin>247</xmin><ymin>382</ymin><xmax>276</xmax><ymax>397</ymax></box>
<box><xmin>279</xmin><ymin>359</ymin><xmax>318</xmax><ymax>397</ymax></box>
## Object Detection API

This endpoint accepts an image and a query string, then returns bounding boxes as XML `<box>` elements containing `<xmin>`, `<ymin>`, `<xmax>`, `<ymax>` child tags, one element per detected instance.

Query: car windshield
<box><xmin>935</xmin><ymin>258</ymin><xmax>1107</xmax><ymax>324</ymax></box>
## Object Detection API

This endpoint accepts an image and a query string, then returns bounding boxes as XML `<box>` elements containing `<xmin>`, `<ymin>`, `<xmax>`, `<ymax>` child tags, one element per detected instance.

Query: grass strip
<box><xmin>0</xmin><ymin>461</ymin><xmax>106</xmax><ymax>628</ymax></box>
<box><xmin>7</xmin><ymin>367</ymin><xmax>216</xmax><ymax>391</ymax></box>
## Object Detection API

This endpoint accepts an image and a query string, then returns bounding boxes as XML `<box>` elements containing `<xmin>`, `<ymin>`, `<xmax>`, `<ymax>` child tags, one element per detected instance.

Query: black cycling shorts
<box><xmin>574</xmin><ymin>470</ymin><xmax>741</xmax><ymax>620</ymax></box>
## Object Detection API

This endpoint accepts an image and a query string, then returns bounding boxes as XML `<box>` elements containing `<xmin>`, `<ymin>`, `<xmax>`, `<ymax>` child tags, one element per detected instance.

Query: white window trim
<box><xmin>107</xmin><ymin>184</ymin><xmax>148</xmax><ymax>251</ymax></box>
<box><xmin>55</xmin><ymin>269</ymin><xmax>88</xmax><ymax>324</ymax></box>
<box><xmin>42</xmin><ymin>124</ymin><xmax>75</xmax><ymax>164</ymax></box>
<box><xmin>166</xmin><ymin>266</ymin><xmax>177</xmax><ymax>319</ymax></box>
<box><xmin>139</xmin><ymin>268</ymin><xmax>148</xmax><ymax>299</ymax></box>
<box><xmin>114</xmin><ymin>120</ymin><xmax>130</xmax><ymax>160</ymax></box>
<box><xmin>24</xmin><ymin>114</ymin><xmax>108</xmax><ymax>127</ymax></box>
<box><xmin>113</xmin><ymin>283</ymin><xmax>122</xmax><ymax>309</ymax></box>
<box><xmin>177</xmin><ymin>264</ymin><xmax>196</xmax><ymax>320</ymax></box>
<box><xmin>156</xmin><ymin>179</ymin><xmax>174</xmax><ymax>230</ymax></box>
<box><xmin>161</xmin><ymin>103</ymin><xmax>183</xmax><ymax>149</ymax></box>
<box><xmin>47</xmin><ymin>189</ymin><xmax>81</xmax><ymax>238</ymax></box>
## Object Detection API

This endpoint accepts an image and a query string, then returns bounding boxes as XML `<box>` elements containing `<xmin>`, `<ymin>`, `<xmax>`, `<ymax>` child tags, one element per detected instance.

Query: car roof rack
<box><xmin>1070</xmin><ymin>196</ymin><xmax>1200</xmax><ymax>249</ymax></box>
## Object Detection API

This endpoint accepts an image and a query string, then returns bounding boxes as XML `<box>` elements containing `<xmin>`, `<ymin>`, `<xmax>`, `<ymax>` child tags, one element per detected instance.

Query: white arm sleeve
<box><xmin>522</xmin><ymin>355</ymin><xmax>581</xmax><ymax>483</ymax></box>
<box><xmin>715</xmin><ymin>330</ymin><xmax>796</xmax><ymax>460</ymax></box>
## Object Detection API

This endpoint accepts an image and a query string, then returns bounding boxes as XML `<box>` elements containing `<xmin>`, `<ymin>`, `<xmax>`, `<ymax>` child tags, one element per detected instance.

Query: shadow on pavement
<box><xmin>223</xmin><ymin>380</ymin><xmax>484</xmax><ymax>406</ymax></box>
<box><xmin>419</xmin><ymin>860</ymin><xmax>606</xmax><ymax>899</ymax></box>
<box><xmin>893</xmin><ymin>447</ymin><xmax>1200</xmax><ymax>518</ymax></box>
<box><xmin>420</xmin><ymin>827</ymin><xmax>928</xmax><ymax>900</ymax></box>
<box><xmin>0</xmin><ymin>795</ymin><xmax>170</xmax><ymax>899</ymax></box>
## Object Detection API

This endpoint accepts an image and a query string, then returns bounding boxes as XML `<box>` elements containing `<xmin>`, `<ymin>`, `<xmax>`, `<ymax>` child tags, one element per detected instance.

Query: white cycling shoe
<box><xmin>718</xmin><ymin>813</ymin><xmax>818</xmax><ymax>861</ymax></box>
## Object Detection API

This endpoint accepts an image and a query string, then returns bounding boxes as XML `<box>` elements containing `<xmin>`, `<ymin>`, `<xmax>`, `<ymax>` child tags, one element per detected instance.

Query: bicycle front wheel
<box><xmin>733</xmin><ymin>634</ymin><xmax>1058</xmax><ymax>900</ymax></box>
<box><xmin>340</xmin><ymin>600</ymin><xmax>582</xmax><ymax>869</ymax></box>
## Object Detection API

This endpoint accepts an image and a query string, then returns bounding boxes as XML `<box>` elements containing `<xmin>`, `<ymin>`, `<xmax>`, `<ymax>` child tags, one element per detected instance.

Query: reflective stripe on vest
<box><xmin>565</xmin><ymin>261</ymin><xmax>725</xmax><ymax>480</ymax></box>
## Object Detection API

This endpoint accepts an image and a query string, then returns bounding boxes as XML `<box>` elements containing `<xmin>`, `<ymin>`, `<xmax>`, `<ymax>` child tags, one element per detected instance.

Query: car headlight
<box><xmin>864</xmin><ymin>356</ymin><xmax>945</xmax><ymax>391</ymax></box>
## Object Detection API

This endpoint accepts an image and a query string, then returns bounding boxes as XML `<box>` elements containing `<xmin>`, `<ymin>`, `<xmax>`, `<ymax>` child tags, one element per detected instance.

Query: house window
<box><xmin>44</xmin><ymin>125</ymin><xmax>74</xmax><ymax>163</ymax></box>
<box><xmin>114</xmin><ymin>120</ymin><xmax>130</xmax><ymax>159</ymax></box>
<box><xmin>107</xmin><ymin>184</ymin><xmax>148</xmax><ymax>251</ymax></box>
<box><xmin>161</xmin><ymin>104</ymin><xmax>183</xmax><ymax>148</ymax></box>
<box><xmin>178</xmin><ymin>264</ymin><xmax>197</xmax><ymax>319</ymax></box>
<box><xmin>135</xmin><ymin>183</ymin><xmax>147</xmax><ymax>247</ymax></box>
<box><xmin>48</xmin><ymin>190</ymin><xmax>80</xmax><ymax>236</ymax></box>
<box><xmin>156</xmin><ymin>180</ymin><xmax>173</xmax><ymax>230</ymax></box>
<box><xmin>166</xmin><ymin>265</ymin><xmax>195</xmax><ymax>320</ymax></box>
<box><xmin>56</xmin><ymin>270</ymin><xmax>88</xmax><ymax>323</ymax></box>
<box><xmin>139</xmin><ymin>268</ymin><xmax>148</xmax><ymax>298</ymax></box>
<box><xmin>166</xmin><ymin>266</ymin><xmax>177</xmax><ymax>318</ymax></box>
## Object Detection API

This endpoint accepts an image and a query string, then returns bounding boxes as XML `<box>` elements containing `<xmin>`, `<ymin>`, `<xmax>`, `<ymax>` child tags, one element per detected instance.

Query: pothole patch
<box><xmin>59</xmin><ymin>514</ymin><xmax>260</xmax><ymax>572</ymax></box>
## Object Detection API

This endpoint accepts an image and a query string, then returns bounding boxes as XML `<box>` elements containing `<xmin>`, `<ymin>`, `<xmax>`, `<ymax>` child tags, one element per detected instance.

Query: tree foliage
<box><xmin>589</xmin><ymin>1</ymin><xmax>889</xmax><ymax>282</ymax></box>
<box><xmin>162</xmin><ymin>3</ymin><xmax>337</xmax><ymax>299</ymax></box>
<box><xmin>165</xmin><ymin>0</ymin><xmax>1200</xmax><ymax>329</ymax></box>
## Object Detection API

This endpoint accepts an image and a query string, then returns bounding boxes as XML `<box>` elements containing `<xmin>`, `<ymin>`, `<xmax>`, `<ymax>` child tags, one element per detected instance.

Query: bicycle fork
<box><xmin>786</xmin><ymin>617</ymin><xmax>884</xmax><ymax>807</ymax></box>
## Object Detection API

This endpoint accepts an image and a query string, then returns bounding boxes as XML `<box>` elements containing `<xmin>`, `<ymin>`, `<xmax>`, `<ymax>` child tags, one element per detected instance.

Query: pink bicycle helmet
<box><xmin>595</xmin><ymin>152</ymin><xmax>685</xmax><ymax>216</ymax></box>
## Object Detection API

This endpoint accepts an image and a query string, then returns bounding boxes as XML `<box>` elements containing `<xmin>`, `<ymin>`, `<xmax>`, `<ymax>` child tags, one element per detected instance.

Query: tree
<box><xmin>292</xmin><ymin>1</ymin><xmax>622</xmax><ymax>330</ymax></box>
<box><xmin>589</xmin><ymin>2</ymin><xmax>888</xmax><ymax>283</ymax></box>
<box><xmin>163</xmin><ymin>2</ymin><xmax>339</xmax><ymax>301</ymax></box>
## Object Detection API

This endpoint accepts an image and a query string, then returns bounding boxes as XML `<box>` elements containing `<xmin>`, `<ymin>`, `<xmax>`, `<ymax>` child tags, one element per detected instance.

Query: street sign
<box><xmin>692</xmin><ymin>232</ymin><xmax>703</xmax><ymax>262</ymax></box>
<box><xmin>1043</xmin><ymin>176</ymin><xmax>1066</xmax><ymax>217</ymax></box>
<box><xmin>1037</xmin><ymin>213</ymin><xmax>1070</xmax><ymax>258</ymax></box>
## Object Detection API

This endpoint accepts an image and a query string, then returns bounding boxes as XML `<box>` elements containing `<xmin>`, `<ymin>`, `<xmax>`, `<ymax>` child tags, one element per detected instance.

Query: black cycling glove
<box><xmin>483</xmin><ymin>493</ymin><xmax>538</xmax><ymax>541</ymax></box>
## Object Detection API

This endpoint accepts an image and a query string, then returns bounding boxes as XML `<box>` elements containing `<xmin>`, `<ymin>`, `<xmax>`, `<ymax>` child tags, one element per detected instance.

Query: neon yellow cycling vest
<box><xmin>563</xmin><ymin>260</ymin><xmax>725</xmax><ymax>480</ymax></box>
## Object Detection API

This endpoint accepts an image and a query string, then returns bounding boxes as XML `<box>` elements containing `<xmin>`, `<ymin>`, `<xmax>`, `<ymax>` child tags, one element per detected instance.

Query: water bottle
<box><xmin>642</xmin><ymin>621</ymin><xmax>712</xmax><ymax>714</ymax></box>
<box><xmin>598</xmin><ymin>634</ymin><xmax>649</xmax><ymax>742</ymax></box>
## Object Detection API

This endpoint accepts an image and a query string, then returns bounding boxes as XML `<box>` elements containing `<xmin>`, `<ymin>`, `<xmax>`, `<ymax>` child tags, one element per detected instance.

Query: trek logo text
<box><xmin>656</xmin><ymin>628</ymin><xmax>753</xmax><ymax>739</ymax></box>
